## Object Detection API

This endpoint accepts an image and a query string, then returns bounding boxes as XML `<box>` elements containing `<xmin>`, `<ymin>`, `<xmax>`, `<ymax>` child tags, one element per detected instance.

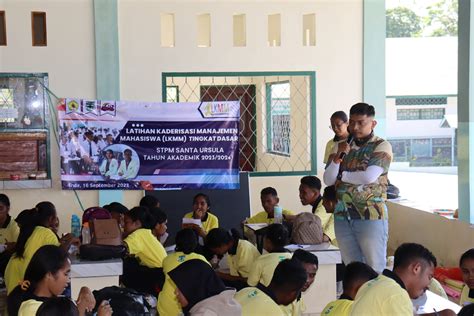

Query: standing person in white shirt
<box><xmin>118</xmin><ymin>149</ymin><xmax>139</xmax><ymax>179</ymax></box>
<box><xmin>80</xmin><ymin>130</ymin><xmax>99</xmax><ymax>172</ymax></box>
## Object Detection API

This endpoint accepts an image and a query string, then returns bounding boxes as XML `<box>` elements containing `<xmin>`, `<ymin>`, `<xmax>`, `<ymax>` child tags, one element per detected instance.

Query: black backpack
<box><xmin>93</xmin><ymin>286</ymin><xmax>153</xmax><ymax>316</ymax></box>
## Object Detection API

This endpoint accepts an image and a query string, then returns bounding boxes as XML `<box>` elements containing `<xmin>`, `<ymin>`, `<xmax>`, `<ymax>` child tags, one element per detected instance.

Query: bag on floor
<box><xmin>93</xmin><ymin>286</ymin><xmax>153</xmax><ymax>316</ymax></box>
<box><xmin>79</xmin><ymin>244</ymin><xmax>126</xmax><ymax>261</ymax></box>
<box><xmin>291</xmin><ymin>212</ymin><xmax>323</xmax><ymax>244</ymax></box>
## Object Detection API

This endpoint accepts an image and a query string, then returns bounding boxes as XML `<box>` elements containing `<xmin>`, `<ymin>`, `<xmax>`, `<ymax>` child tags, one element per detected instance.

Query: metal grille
<box><xmin>162</xmin><ymin>72</ymin><xmax>316</xmax><ymax>174</ymax></box>
<box><xmin>397</xmin><ymin>108</ymin><xmax>445</xmax><ymax>120</ymax></box>
<box><xmin>395</xmin><ymin>96</ymin><xmax>447</xmax><ymax>106</ymax></box>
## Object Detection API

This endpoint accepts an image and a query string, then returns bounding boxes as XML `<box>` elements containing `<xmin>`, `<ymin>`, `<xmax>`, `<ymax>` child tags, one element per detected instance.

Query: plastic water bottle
<box><xmin>71</xmin><ymin>215</ymin><xmax>81</xmax><ymax>238</ymax></box>
<box><xmin>274</xmin><ymin>205</ymin><xmax>283</xmax><ymax>224</ymax></box>
<box><xmin>82</xmin><ymin>223</ymin><xmax>91</xmax><ymax>245</ymax></box>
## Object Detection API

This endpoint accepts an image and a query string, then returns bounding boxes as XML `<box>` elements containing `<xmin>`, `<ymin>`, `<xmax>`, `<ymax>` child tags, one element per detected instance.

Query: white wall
<box><xmin>118</xmin><ymin>0</ymin><xmax>364</xmax><ymax>174</ymax></box>
<box><xmin>0</xmin><ymin>0</ymin><xmax>98</xmax><ymax>230</ymax></box>
<box><xmin>388</xmin><ymin>202</ymin><xmax>474</xmax><ymax>267</ymax></box>
<box><xmin>0</xmin><ymin>0</ymin><xmax>364</xmax><ymax>231</ymax></box>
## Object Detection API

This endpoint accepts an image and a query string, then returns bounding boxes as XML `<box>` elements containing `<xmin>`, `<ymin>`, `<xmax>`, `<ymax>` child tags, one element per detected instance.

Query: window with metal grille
<box><xmin>0</xmin><ymin>73</ymin><xmax>51</xmax><ymax>182</ymax></box>
<box><xmin>267</xmin><ymin>82</ymin><xmax>291</xmax><ymax>156</ymax></box>
<box><xmin>395</xmin><ymin>96</ymin><xmax>447</xmax><ymax>106</ymax></box>
<box><xmin>162</xmin><ymin>72</ymin><xmax>315</xmax><ymax>175</ymax></box>
<box><xmin>397</xmin><ymin>108</ymin><xmax>445</xmax><ymax>120</ymax></box>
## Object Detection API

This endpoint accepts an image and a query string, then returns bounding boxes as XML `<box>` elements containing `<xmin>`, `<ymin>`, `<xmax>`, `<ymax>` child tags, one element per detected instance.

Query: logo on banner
<box><xmin>66</xmin><ymin>99</ymin><xmax>82</xmax><ymax>114</ymax></box>
<box><xmin>199</xmin><ymin>102</ymin><xmax>232</xmax><ymax>118</ymax></box>
<box><xmin>84</xmin><ymin>100</ymin><xmax>99</xmax><ymax>115</ymax></box>
<box><xmin>99</xmin><ymin>101</ymin><xmax>117</xmax><ymax>116</ymax></box>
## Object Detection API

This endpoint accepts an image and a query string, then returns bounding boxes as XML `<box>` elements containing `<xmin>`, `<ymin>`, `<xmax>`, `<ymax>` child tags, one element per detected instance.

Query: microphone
<box><xmin>338</xmin><ymin>134</ymin><xmax>354</xmax><ymax>160</ymax></box>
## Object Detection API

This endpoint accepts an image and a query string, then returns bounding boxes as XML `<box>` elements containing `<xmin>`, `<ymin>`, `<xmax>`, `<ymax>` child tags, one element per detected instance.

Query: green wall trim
<box><xmin>162</xmin><ymin>71</ymin><xmax>318</xmax><ymax>176</ymax></box>
<box><xmin>94</xmin><ymin>0</ymin><xmax>123</xmax><ymax>205</ymax></box>
<box><xmin>363</xmin><ymin>0</ymin><xmax>386</xmax><ymax>137</ymax></box>
<box><xmin>457</xmin><ymin>0</ymin><xmax>474</xmax><ymax>224</ymax></box>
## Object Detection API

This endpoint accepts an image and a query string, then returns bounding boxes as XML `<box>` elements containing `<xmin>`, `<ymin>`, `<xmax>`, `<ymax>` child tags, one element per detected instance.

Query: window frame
<box><xmin>265</xmin><ymin>81</ymin><xmax>291</xmax><ymax>157</ymax></box>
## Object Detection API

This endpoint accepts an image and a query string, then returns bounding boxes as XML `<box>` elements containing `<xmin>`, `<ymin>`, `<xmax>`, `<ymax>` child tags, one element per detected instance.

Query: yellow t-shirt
<box><xmin>235</xmin><ymin>287</ymin><xmax>285</xmax><ymax>316</ymax></box>
<box><xmin>18</xmin><ymin>298</ymin><xmax>43</xmax><ymax>316</ymax></box>
<box><xmin>124</xmin><ymin>228</ymin><xmax>167</xmax><ymax>268</ymax></box>
<box><xmin>324</xmin><ymin>139</ymin><xmax>338</xmax><ymax>164</ymax></box>
<box><xmin>246</xmin><ymin>210</ymin><xmax>295</xmax><ymax>225</ymax></box>
<box><xmin>184</xmin><ymin>212</ymin><xmax>219</xmax><ymax>233</ymax></box>
<box><xmin>5</xmin><ymin>226</ymin><xmax>60</xmax><ymax>294</ymax></box>
<box><xmin>228</xmin><ymin>240</ymin><xmax>260</xmax><ymax>278</ymax></box>
<box><xmin>247</xmin><ymin>252</ymin><xmax>293</xmax><ymax>287</ymax></box>
<box><xmin>314</xmin><ymin>199</ymin><xmax>336</xmax><ymax>246</ymax></box>
<box><xmin>0</xmin><ymin>216</ymin><xmax>20</xmax><ymax>244</ymax></box>
<box><xmin>322</xmin><ymin>299</ymin><xmax>353</xmax><ymax>316</ymax></box>
<box><xmin>280</xmin><ymin>297</ymin><xmax>306</xmax><ymax>316</ymax></box>
<box><xmin>350</xmin><ymin>275</ymin><xmax>413</xmax><ymax>316</ymax></box>
<box><xmin>157</xmin><ymin>251</ymin><xmax>209</xmax><ymax>316</ymax></box>
<box><xmin>460</xmin><ymin>285</ymin><xmax>474</xmax><ymax>306</ymax></box>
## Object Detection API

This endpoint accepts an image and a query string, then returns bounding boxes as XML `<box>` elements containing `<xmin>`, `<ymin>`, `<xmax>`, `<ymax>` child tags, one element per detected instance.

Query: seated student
<box><xmin>245</xmin><ymin>187</ymin><xmax>294</xmax><ymax>224</ymax></box>
<box><xmin>459</xmin><ymin>248</ymin><xmax>474</xmax><ymax>306</ymax></box>
<box><xmin>0</xmin><ymin>194</ymin><xmax>20</xmax><ymax>275</ymax></box>
<box><xmin>322</xmin><ymin>261</ymin><xmax>378</xmax><ymax>316</ymax></box>
<box><xmin>322</xmin><ymin>185</ymin><xmax>337</xmax><ymax>214</ymax></box>
<box><xmin>103</xmin><ymin>202</ymin><xmax>128</xmax><ymax>231</ymax></box>
<box><xmin>122</xmin><ymin>206</ymin><xmax>167</xmax><ymax>295</ymax></box>
<box><xmin>183</xmin><ymin>193</ymin><xmax>219</xmax><ymax>237</ymax></box>
<box><xmin>157</xmin><ymin>228</ymin><xmax>209</xmax><ymax>316</ymax></box>
<box><xmin>140</xmin><ymin>195</ymin><xmax>160</xmax><ymax>209</ymax></box>
<box><xmin>235</xmin><ymin>258</ymin><xmax>307</xmax><ymax>316</ymax></box>
<box><xmin>247</xmin><ymin>223</ymin><xmax>292</xmax><ymax>287</ymax></box>
<box><xmin>149</xmin><ymin>207</ymin><xmax>168</xmax><ymax>245</ymax></box>
<box><xmin>281</xmin><ymin>250</ymin><xmax>319</xmax><ymax>316</ymax></box>
<box><xmin>5</xmin><ymin>202</ymin><xmax>76</xmax><ymax>294</ymax></box>
<box><xmin>168</xmin><ymin>259</ymin><xmax>236</xmax><ymax>315</ymax></box>
<box><xmin>324</xmin><ymin>111</ymin><xmax>350</xmax><ymax>164</ymax></box>
<box><xmin>298</xmin><ymin>176</ymin><xmax>336</xmax><ymax>245</ymax></box>
<box><xmin>7</xmin><ymin>245</ymin><xmax>96</xmax><ymax>316</ymax></box>
<box><xmin>206</xmin><ymin>228</ymin><xmax>260</xmax><ymax>289</ymax></box>
<box><xmin>351</xmin><ymin>243</ymin><xmax>455</xmax><ymax>316</ymax></box>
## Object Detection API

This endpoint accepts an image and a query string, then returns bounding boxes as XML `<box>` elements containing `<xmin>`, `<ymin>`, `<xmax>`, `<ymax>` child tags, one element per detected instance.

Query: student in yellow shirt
<box><xmin>282</xmin><ymin>249</ymin><xmax>319</xmax><ymax>316</ymax></box>
<box><xmin>322</xmin><ymin>261</ymin><xmax>377</xmax><ymax>316</ymax></box>
<box><xmin>157</xmin><ymin>228</ymin><xmax>209</xmax><ymax>316</ymax></box>
<box><xmin>235</xmin><ymin>258</ymin><xmax>308</xmax><ymax>316</ymax></box>
<box><xmin>0</xmin><ymin>194</ymin><xmax>20</xmax><ymax>247</ymax></box>
<box><xmin>5</xmin><ymin>202</ymin><xmax>76</xmax><ymax>294</ymax></box>
<box><xmin>183</xmin><ymin>193</ymin><xmax>219</xmax><ymax>237</ymax></box>
<box><xmin>299</xmin><ymin>176</ymin><xmax>335</xmax><ymax>245</ymax></box>
<box><xmin>459</xmin><ymin>248</ymin><xmax>474</xmax><ymax>306</ymax></box>
<box><xmin>0</xmin><ymin>194</ymin><xmax>20</xmax><ymax>276</ymax></box>
<box><xmin>245</xmin><ymin>187</ymin><xmax>294</xmax><ymax>224</ymax></box>
<box><xmin>149</xmin><ymin>207</ymin><xmax>169</xmax><ymax>245</ymax></box>
<box><xmin>122</xmin><ymin>206</ymin><xmax>167</xmax><ymax>295</ymax></box>
<box><xmin>206</xmin><ymin>227</ymin><xmax>260</xmax><ymax>289</ymax></box>
<box><xmin>140</xmin><ymin>195</ymin><xmax>160</xmax><ymax>209</ymax></box>
<box><xmin>247</xmin><ymin>223</ymin><xmax>292</xmax><ymax>287</ymax></box>
<box><xmin>7</xmin><ymin>245</ymin><xmax>96</xmax><ymax>316</ymax></box>
<box><xmin>323</xmin><ymin>111</ymin><xmax>349</xmax><ymax>164</ymax></box>
<box><xmin>351</xmin><ymin>243</ymin><xmax>455</xmax><ymax>316</ymax></box>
